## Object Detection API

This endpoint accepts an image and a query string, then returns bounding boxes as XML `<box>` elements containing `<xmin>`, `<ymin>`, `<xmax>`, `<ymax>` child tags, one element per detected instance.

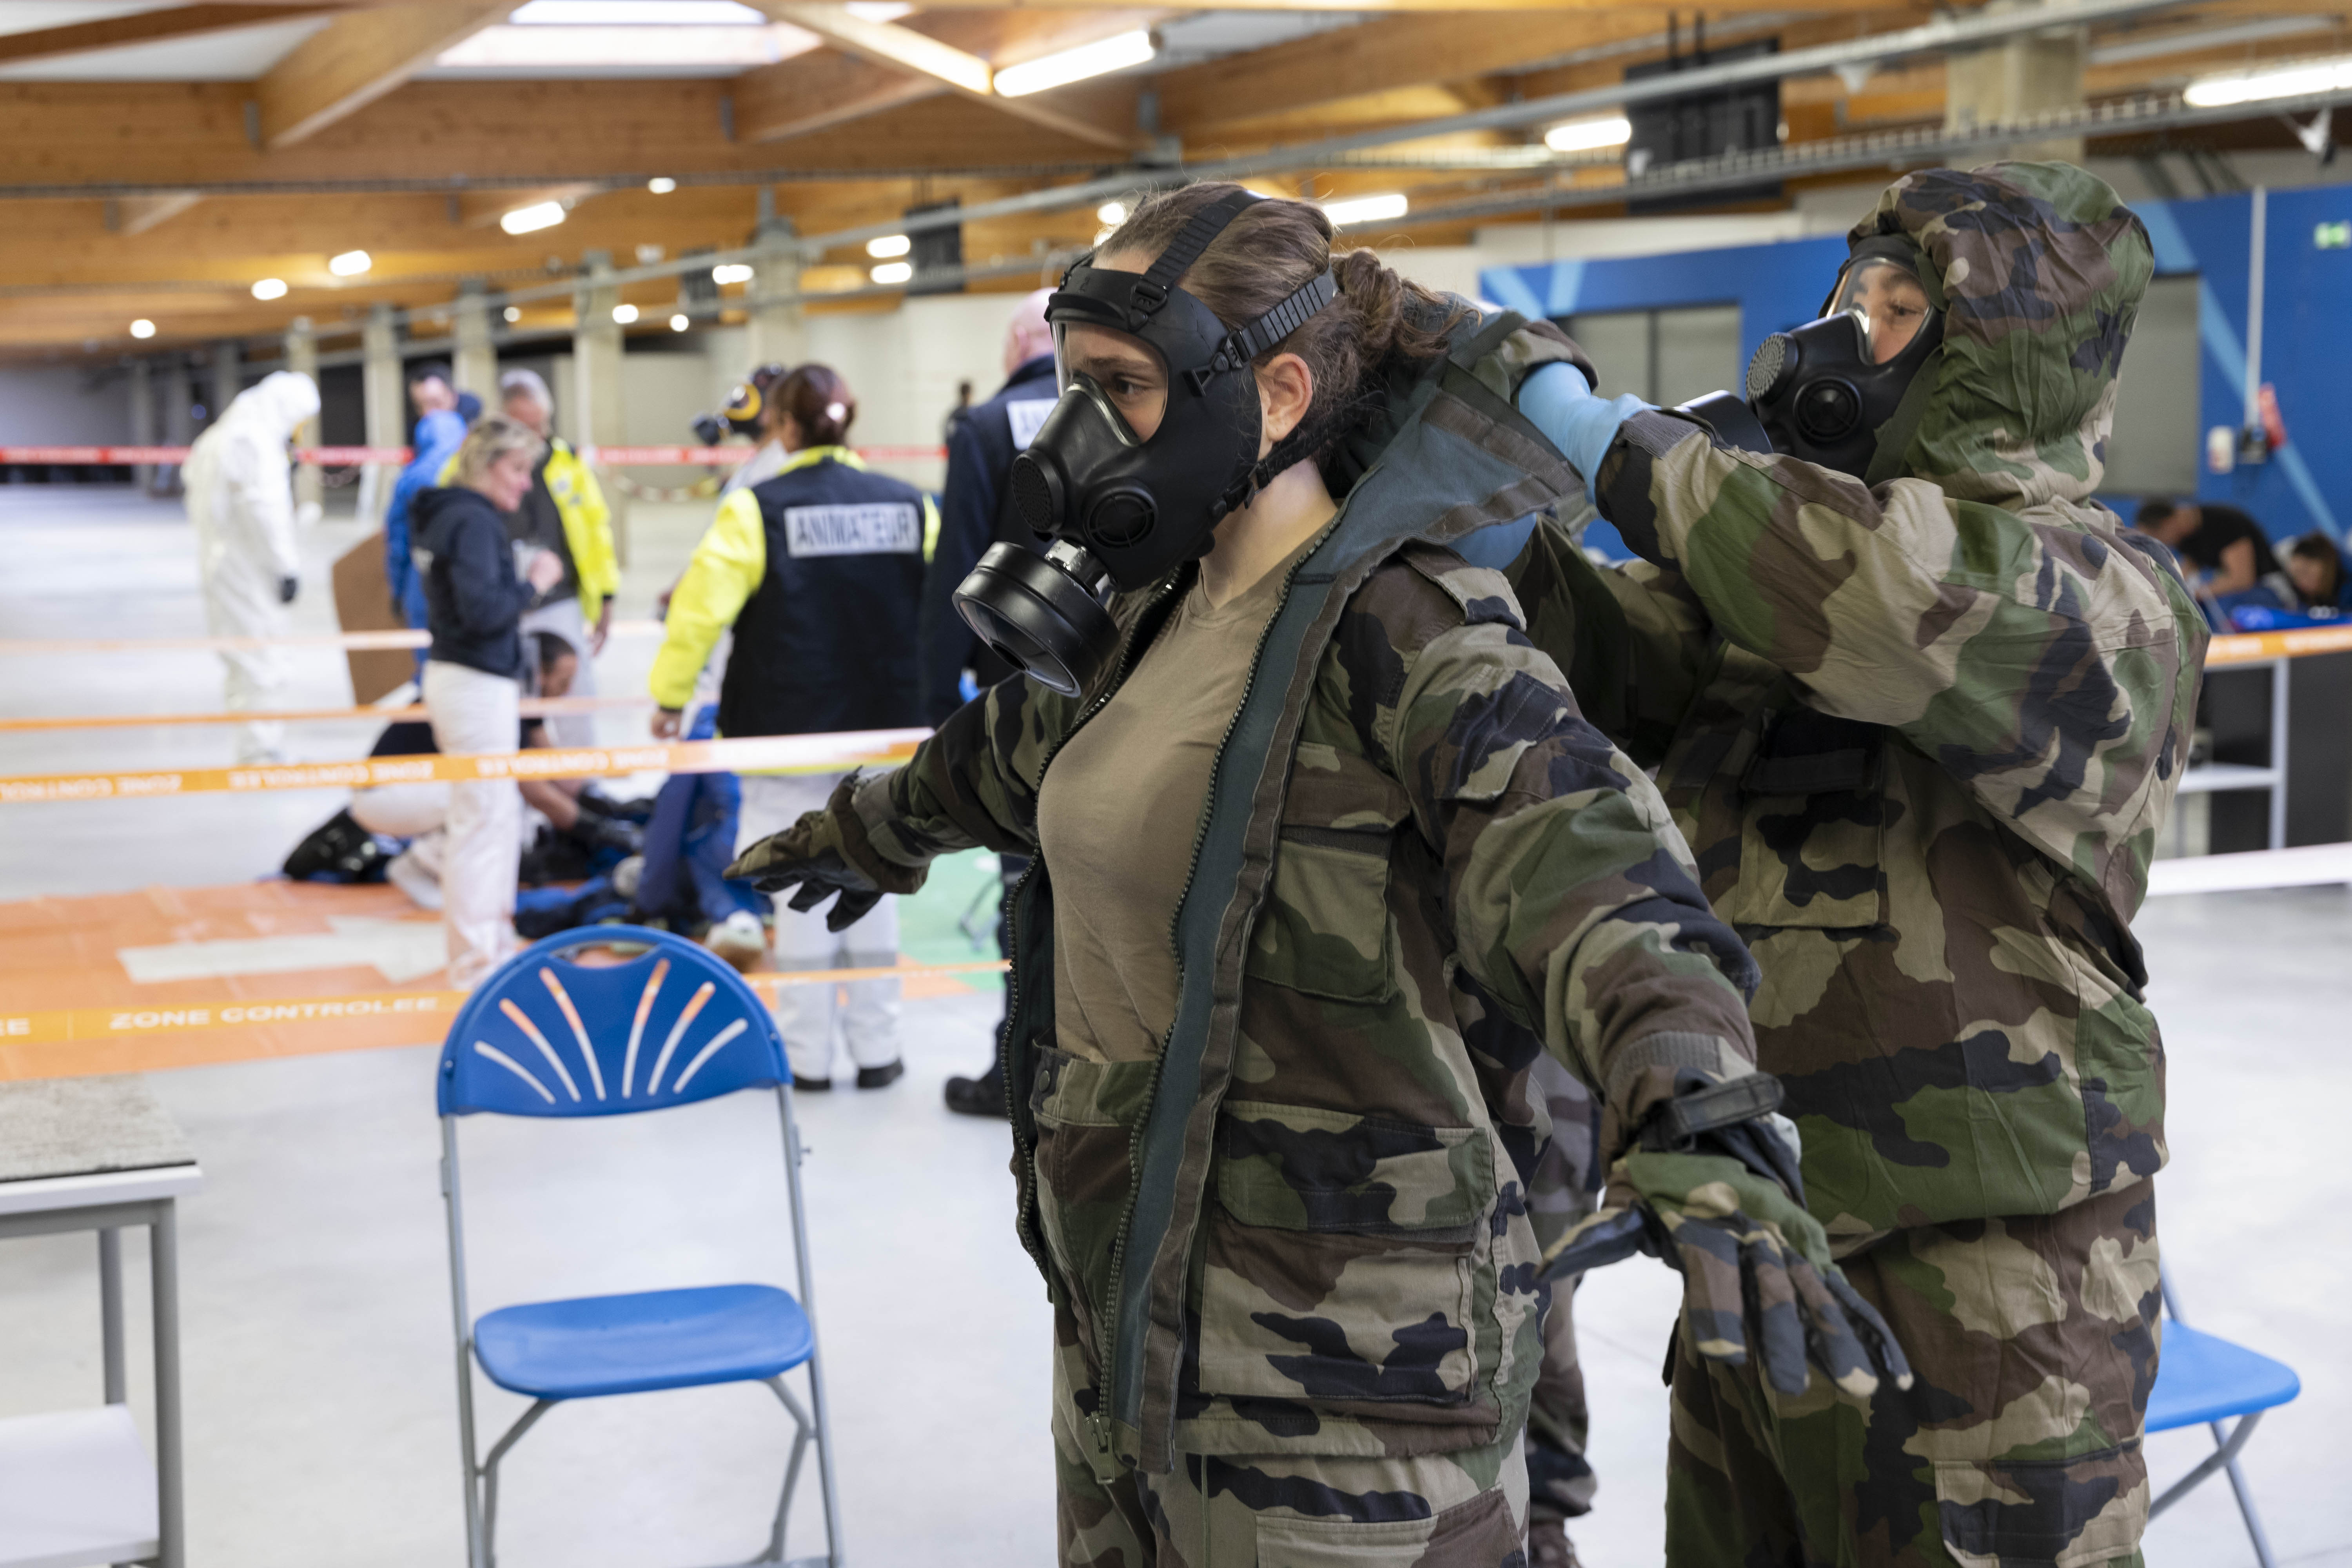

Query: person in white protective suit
<box><xmin>182</xmin><ymin>370</ymin><xmax>320</xmax><ymax>766</ymax></box>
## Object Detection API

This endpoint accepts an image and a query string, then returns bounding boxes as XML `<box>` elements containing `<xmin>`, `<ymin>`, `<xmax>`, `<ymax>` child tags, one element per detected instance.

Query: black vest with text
<box><xmin>717</xmin><ymin>452</ymin><xmax>927</xmax><ymax>739</ymax></box>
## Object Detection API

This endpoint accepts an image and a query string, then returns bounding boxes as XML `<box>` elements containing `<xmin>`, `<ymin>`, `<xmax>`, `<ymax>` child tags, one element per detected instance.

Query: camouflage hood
<box><xmin>1848</xmin><ymin>161</ymin><xmax>2153</xmax><ymax>507</ymax></box>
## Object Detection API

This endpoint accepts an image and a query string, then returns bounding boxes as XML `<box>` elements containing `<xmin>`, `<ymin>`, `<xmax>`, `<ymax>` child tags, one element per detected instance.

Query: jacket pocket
<box><xmin>1029</xmin><ymin>1045</ymin><xmax>1156</xmax><ymax>1354</ymax></box>
<box><xmin>1247</xmin><ymin>744</ymin><xmax>1409</xmax><ymax>1004</ymax></box>
<box><xmin>1196</xmin><ymin>1101</ymin><xmax>1491</xmax><ymax>1406</ymax></box>
<box><xmin>1933</xmin><ymin>1441</ymin><xmax>2147</xmax><ymax>1567</ymax></box>
<box><xmin>1253</xmin><ymin>1484</ymin><xmax>1518</xmax><ymax>1566</ymax></box>
<box><xmin>1724</xmin><ymin>708</ymin><xmax>1887</xmax><ymax>929</ymax></box>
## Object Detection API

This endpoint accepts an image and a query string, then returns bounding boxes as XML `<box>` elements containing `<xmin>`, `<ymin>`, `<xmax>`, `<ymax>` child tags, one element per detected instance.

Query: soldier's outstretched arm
<box><xmin>1514</xmin><ymin>512</ymin><xmax>1711</xmax><ymax>769</ymax></box>
<box><xmin>725</xmin><ymin>671</ymin><xmax>1071</xmax><ymax>926</ymax></box>
<box><xmin>1374</xmin><ymin>552</ymin><xmax>1911</xmax><ymax>1398</ymax></box>
<box><xmin>1519</xmin><ymin>361</ymin><xmax>2207</xmax><ymax>914</ymax></box>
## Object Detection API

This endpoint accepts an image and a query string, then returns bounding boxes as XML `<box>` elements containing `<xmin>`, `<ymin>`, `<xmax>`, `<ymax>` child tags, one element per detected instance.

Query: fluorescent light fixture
<box><xmin>612</xmin><ymin>303</ymin><xmax>639</xmax><ymax>324</ymax></box>
<box><xmin>647</xmin><ymin>176</ymin><xmax>677</xmax><ymax>194</ymax></box>
<box><xmin>670</xmin><ymin>312</ymin><xmax>690</xmax><ymax>331</ymax></box>
<box><xmin>129</xmin><ymin>319</ymin><xmax>156</xmax><ymax>339</ymax></box>
<box><xmin>1320</xmin><ymin>192</ymin><xmax>1409</xmax><ymax>227</ymax></box>
<box><xmin>711</xmin><ymin>262</ymin><xmax>754</xmax><ymax>285</ymax></box>
<box><xmin>2184</xmin><ymin>54</ymin><xmax>2352</xmax><ymax>107</ymax></box>
<box><xmin>866</xmin><ymin>234</ymin><xmax>911</xmax><ymax>259</ymax></box>
<box><xmin>1544</xmin><ymin>114</ymin><xmax>1632</xmax><ymax>153</ymax></box>
<box><xmin>504</xmin><ymin>305</ymin><xmax>522</xmax><ymax>322</ymax></box>
<box><xmin>501</xmin><ymin>201</ymin><xmax>567</xmax><ymax>235</ymax></box>
<box><xmin>512</xmin><ymin>1</ymin><xmax>767</xmax><ymax>21</ymax></box>
<box><xmin>250</xmin><ymin>277</ymin><xmax>288</xmax><ymax>301</ymax></box>
<box><xmin>328</xmin><ymin>249</ymin><xmax>371</xmax><ymax>276</ymax></box>
<box><xmin>993</xmin><ymin>30</ymin><xmax>1154</xmax><ymax>98</ymax></box>
<box><xmin>1096</xmin><ymin>200</ymin><xmax>1127</xmax><ymax>227</ymax></box>
<box><xmin>870</xmin><ymin>261</ymin><xmax>914</xmax><ymax>285</ymax></box>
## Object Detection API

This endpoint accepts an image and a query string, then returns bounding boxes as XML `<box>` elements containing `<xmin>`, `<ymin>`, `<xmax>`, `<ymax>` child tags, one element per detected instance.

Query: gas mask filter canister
<box><xmin>1676</xmin><ymin>239</ymin><xmax>1944</xmax><ymax>481</ymax></box>
<box><xmin>953</xmin><ymin>189</ymin><xmax>1340</xmax><ymax>697</ymax></box>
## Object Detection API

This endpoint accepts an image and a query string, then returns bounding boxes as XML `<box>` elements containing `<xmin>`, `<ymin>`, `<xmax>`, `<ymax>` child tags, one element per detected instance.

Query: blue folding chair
<box><xmin>2147</xmin><ymin>1263</ymin><xmax>2300</xmax><ymax>1568</ymax></box>
<box><xmin>437</xmin><ymin>927</ymin><xmax>842</xmax><ymax>1567</ymax></box>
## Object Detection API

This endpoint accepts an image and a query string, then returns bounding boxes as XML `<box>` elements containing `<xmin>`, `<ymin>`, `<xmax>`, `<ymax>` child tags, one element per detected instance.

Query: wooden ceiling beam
<box><xmin>255</xmin><ymin>0</ymin><xmax>510</xmax><ymax>148</ymax></box>
<box><xmin>0</xmin><ymin>4</ymin><xmax>348</xmax><ymax>66</ymax></box>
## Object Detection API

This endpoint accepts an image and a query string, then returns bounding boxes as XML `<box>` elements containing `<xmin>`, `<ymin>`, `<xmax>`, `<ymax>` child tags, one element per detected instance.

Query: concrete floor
<box><xmin>2</xmin><ymin>486</ymin><xmax>2347</xmax><ymax>1566</ymax></box>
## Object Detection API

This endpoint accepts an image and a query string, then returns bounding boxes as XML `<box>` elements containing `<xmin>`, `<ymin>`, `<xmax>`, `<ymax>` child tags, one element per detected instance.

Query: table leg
<box><xmin>99</xmin><ymin>1228</ymin><xmax>125</xmax><ymax>1405</ymax></box>
<box><xmin>151</xmin><ymin>1203</ymin><xmax>184</xmax><ymax>1568</ymax></box>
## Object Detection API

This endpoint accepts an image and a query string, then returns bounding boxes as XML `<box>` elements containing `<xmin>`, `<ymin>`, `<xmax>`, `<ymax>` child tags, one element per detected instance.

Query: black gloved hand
<box><xmin>723</xmin><ymin>775</ymin><xmax>925</xmax><ymax>932</ymax></box>
<box><xmin>1545</xmin><ymin>1072</ymin><xmax>1913</xmax><ymax>1401</ymax></box>
<box><xmin>278</xmin><ymin>574</ymin><xmax>299</xmax><ymax>604</ymax></box>
<box><xmin>566</xmin><ymin>813</ymin><xmax>642</xmax><ymax>858</ymax></box>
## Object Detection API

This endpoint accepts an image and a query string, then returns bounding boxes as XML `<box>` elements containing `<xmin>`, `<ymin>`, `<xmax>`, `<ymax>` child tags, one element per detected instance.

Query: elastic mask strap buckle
<box><xmin>1183</xmin><ymin>269</ymin><xmax>1339</xmax><ymax>395</ymax></box>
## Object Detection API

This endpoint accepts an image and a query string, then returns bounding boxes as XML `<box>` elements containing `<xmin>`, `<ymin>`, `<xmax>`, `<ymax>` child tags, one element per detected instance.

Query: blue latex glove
<box><xmin>1518</xmin><ymin>362</ymin><xmax>1650</xmax><ymax>504</ymax></box>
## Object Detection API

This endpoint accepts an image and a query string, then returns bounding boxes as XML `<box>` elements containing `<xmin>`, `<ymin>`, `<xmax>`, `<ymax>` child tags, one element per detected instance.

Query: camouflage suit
<box><xmin>844</xmin><ymin>313</ymin><xmax>1771</xmax><ymax>1561</ymax></box>
<box><xmin>1514</xmin><ymin>163</ymin><xmax>2207</xmax><ymax>1564</ymax></box>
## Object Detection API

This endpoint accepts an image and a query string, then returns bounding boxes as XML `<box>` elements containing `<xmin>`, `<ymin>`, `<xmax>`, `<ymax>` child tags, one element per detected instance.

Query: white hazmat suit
<box><xmin>182</xmin><ymin>370</ymin><xmax>319</xmax><ymax>766</ymax></box>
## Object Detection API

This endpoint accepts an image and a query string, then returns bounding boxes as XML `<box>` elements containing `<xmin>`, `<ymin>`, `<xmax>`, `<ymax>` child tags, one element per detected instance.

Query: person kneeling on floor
<box><xmin>293</xmin><ymin>633</ymin><xmax>639</xmax><ymax>904</ymax></box>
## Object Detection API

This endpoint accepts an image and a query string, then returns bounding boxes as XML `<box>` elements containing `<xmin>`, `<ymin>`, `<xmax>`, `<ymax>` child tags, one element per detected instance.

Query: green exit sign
<box><xmin>2318</xmin><ymin>221</ymin><xmax>2352</xmax><ymax>249</ymax></box>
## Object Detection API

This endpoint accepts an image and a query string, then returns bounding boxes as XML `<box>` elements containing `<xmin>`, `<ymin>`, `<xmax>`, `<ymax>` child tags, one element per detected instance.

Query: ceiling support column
<box><xmin>285</xmin><ymin>316</ymin><xmax>322</xmax><ymax>524</ymax></box>
<box><xmin>1944</xmin><ymin>0</ymin><xmax>2087</xmax><ymax>163</ymax></box>
<box><xmin>572</xmin><ymin>251</ymin><xmax>630</xmax><ymax>565</ymax></box>
<box><xmin>452</xmin><ymin>279</ymin><xmax>498</xmax><ymax>407</ymax></box>
<box><xmin>358</xmin><ymin>301</ymin><xmax>403</xmax><ymax>530</ymax></box>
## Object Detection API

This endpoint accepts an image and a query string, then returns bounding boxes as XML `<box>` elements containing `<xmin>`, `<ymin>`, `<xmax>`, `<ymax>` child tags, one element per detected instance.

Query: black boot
<box><xmin>855</xmin><ymin>1059</ymin><xmax>905</xmax><ymax>1090</ymax></box>
<box><xmin>792</xmin><ymin>1074</ymin><xmax>831</xmax><ymax>1093</ymax></box>
<box><xmin>944</xmin><ymin>1063</ymin><xmax>1008</xmax><ymax>1118</ymax></box>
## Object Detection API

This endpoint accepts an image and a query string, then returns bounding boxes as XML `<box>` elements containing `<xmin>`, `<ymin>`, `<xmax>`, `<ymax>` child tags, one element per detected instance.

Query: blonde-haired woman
<box><xmin>412</xmin><ymin>412</ymin><xmax>565</xmax><ymax>985</ymax></box>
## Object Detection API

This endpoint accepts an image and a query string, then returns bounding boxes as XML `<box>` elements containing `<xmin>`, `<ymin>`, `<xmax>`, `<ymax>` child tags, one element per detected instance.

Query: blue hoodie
<box><xmin>384</xmin><ymin>407</ymin><xmax>470</xmax><ymax>631</ymax></box>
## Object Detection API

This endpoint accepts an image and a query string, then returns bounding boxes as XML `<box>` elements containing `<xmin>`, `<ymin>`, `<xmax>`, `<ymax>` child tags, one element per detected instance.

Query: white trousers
<box><xmin>424</xmin><ymin>660</ymin><xmax>521</xmax><ymax>989</ymax></box>
<box><xmin>200</xmin><ymin>563</ymin><xmax>289</xmax><ymax>766</ymax></box>
<box><xmin>738</xmin><ymin>771</ymin><xmax>901</xmax><ymax>1082</ymax></box>
<box><xmin>518</xmin><ymin>594</ymin><xmax>598</xmax><ymax>748</ymax></box>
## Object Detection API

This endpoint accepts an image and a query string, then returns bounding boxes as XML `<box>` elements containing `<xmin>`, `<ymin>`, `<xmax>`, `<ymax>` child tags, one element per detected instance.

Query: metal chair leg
<box><xmin>2218</xmin><ymin>1437</ymin><xmax>2281</xmax><ymax>1568</ymax></box>
<box><xmin>478</xmin><ymin>1399</ymin><xmax>555</xmax><ymax>1568</ymax></box>
<box><xmin>755</xmin><ymin>1377</ymin><xmax>816</xmax><ymax>1564</ymax></box>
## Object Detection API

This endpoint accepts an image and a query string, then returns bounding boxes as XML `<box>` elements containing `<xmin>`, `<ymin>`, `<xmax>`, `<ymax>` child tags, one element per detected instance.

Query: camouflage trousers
<box><xmin>1524</xmin><ymin>1053</ymin><xmax>1599</xmax><ymax>1528</ymax></box>
<box><xmin>1051</xmin><ymin>1307</ymin><xmax>1531</xmax><ymax>1567</ymax></box>
<box><xmin>1665</xmin><ymin>1183</ymin><xmax>2160</xmax><ymax>1567</ymax></box>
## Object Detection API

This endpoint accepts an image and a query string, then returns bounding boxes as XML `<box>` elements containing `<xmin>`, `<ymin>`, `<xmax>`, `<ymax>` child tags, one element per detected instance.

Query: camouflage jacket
<box><xmin>852</xmin><ymin>311</ymin><xmax>1760</xmax><ymax>1472</ymax></box>
<box><xmin>1514</xmin><ymin>162</ymin><xmax>2209</xmax><ymax>1249</ymax></box>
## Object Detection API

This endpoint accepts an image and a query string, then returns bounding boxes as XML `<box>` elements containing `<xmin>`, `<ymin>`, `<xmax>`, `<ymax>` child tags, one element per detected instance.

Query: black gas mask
<box><xmin>690</xmin><ymin>362</ymin><xmax>786</xmax><ymax>447</ymax></box>
<box><xmin>952</xmin><ymin>189</ymin><xmax>1339</xmax><ymax>697</ymax></box>
<box><xmin>1677</xmin><ymin>238</ymin><xmax>1943</xmax><ymax>482</ymax></box>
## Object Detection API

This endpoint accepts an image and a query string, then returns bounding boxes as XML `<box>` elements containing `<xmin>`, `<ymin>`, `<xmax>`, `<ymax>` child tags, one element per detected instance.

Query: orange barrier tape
<box><xmin>0</xmin><ymin>693</ymin><xmax>652</xmax><ymax>733</ymax></box>
<box><xmin>0</xmin><ymin>443</ymin><xmax>945</xmax><ymax>467</ymax></box>
<box><xmin>0</xmin><ymin>959</ymin><xmax>1007</xmax><ymax>1049</ymax></box>
<box><xmin>2205</xmin><ymin>624</ymin><xmax>2352</xmax><ymax>666</ymax></box>
<box><xmin>0</xmin><ymin>727</ymin><xmax>929</xmax><ymax>804</ymax></box>
<box><xmin>0</xmin><ymin>617</ymin><xmax>665</xmax><ymax>656</ymax></box>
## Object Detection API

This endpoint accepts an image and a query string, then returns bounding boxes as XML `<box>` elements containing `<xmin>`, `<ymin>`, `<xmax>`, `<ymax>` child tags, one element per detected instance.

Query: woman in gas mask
<box><xmin>1515</xmin><ymin>162</ymin><xmax>2206</xmax><ymax>1566</ymax></box>
<box><xmin>730</xmin><ymin>183</ymin><xmax>1907</xmax><ymax>1562</ymax></box>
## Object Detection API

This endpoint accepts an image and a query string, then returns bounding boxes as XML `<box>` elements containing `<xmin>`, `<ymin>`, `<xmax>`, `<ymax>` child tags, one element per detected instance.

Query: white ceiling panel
<box><xmin>0</xmin><ymin>15</ymin><xmax>332</xmax><ymax>79</ymax></box>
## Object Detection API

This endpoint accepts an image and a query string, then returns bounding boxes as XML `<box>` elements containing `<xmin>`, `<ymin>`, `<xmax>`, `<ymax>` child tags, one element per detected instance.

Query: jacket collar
<box><xmin>1001</xmin><ymin>354</ymin><xmax>1055</xmax><ymax>396</ymax></box>
<box><xmin>777</xmin><ymin>443</ymin><xmax>864</xmax><ymax>475</ymax></box>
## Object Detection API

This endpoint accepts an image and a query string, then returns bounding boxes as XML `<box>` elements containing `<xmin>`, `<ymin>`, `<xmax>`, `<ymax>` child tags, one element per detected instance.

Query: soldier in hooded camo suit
<box><xmin>1514</xmin><ymin>162</ymin><xmax>2207</xmax><ymax>1565</ymax></box>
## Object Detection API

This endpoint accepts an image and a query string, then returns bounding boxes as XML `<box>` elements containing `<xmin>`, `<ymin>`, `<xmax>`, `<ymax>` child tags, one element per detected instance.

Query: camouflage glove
<box><xmin>1545</xmin><ymin>1076</ymin><xmax>1913</xmax><ymax>1401</ymax></box>
<box><xmin>722</xmin><ymin>774</ymin><xmax>925</xmax><ymax>933</ymax></box>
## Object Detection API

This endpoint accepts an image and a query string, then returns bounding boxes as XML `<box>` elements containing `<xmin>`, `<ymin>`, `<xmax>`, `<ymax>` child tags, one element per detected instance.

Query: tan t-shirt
<box><xmin>1036</xmin><ymin>554</ymin><xmax>1299</xmax><ymax>1063</ymax></box>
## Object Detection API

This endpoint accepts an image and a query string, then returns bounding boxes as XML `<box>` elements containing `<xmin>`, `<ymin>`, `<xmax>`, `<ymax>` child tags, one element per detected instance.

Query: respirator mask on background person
<box><xmin>952</xmin><ymin>189</ymin><xmax>1339</xmax><ymax>697</ymax></box>
<box><xmin>690</xmin><ymin>362</ymin><xmax>787</xmax><ymax>447</ymax></box>
<box><xmin>1676</xmin><ymin>238</ymin><xmax>1944</xmax><ymax>482</ymax></box>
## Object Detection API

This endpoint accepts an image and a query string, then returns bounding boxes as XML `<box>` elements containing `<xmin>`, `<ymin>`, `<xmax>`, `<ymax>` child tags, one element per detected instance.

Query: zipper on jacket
<box><xmin>1095</xmin><ymin>520</ymin><xmax>1342</xmax><ymax>1461</ymax></box>
<box><xmin>996</xmin><ymin>569</ymin><xmax>1189</xmax><ymax>1445</ymax></box>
